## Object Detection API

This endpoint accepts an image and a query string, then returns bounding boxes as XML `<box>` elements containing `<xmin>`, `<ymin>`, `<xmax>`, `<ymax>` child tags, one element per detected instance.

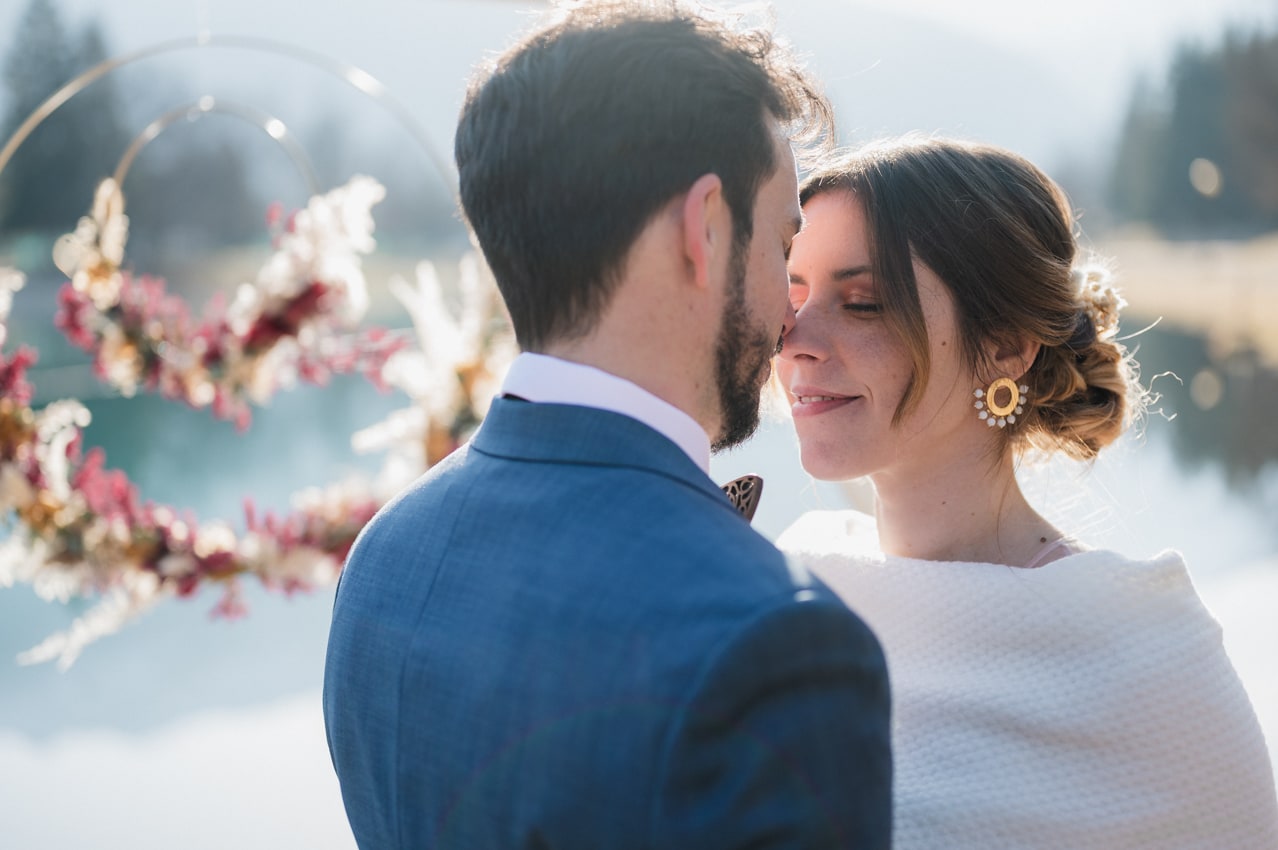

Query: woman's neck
<box><xmin>870</xmin><ymin>450</ymin><xmax>1061</xmax><ymax>566</ymax></box>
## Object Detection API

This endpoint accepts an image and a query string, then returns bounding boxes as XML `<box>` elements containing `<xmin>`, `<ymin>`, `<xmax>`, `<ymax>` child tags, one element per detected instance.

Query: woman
<box><xmin>775</xmin><ymin>137</ymin><xmax>1278</xmax><ymax>848</ymax></box>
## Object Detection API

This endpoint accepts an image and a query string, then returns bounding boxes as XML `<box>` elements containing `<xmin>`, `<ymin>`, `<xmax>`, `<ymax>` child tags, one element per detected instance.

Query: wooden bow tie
<box><xmin>721</xmin><ymin>474</ymin><xmax>763</xmax><ymax>522</ymax></box>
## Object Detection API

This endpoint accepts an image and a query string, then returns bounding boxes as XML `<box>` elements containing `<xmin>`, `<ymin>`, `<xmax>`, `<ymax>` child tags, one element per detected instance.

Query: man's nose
<box><xmin>780</xmin><ymin>299</ymin><xmax>798</xmax><ymax>339</ymax></box>
<box><xmin>778</xmin><ymin>305</ymin><xmax>826</xmax><ymax>362</ymax></box>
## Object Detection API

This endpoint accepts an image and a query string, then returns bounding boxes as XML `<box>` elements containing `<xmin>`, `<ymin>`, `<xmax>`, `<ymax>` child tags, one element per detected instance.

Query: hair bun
<box><xmin>1070</xmin><ymin>263</ymin><xmax>1126</xmax><ymax>339</ymax></box>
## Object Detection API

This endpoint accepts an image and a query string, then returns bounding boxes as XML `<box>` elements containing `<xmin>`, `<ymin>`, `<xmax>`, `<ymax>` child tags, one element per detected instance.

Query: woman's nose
<box><xmin>778</xmin><ymin>305</ymin><xmax>827</xmax><ymax>362</ymax></box>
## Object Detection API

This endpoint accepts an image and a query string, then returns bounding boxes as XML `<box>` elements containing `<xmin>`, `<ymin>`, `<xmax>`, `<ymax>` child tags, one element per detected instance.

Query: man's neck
<box><xmin>502</xmin><ymin>352</ymin><xmax>713</xmax><ymax>474</ymax></box>
<box><xmin>543</xmin><ymin>335</ymin><xmax>719</xmax><ymax>440</ymax></box>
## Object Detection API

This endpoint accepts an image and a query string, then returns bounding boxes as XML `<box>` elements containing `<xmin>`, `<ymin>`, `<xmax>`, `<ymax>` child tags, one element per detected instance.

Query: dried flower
<box><xmin>1071</xmin><ymin>264</ymin><xmax>1127</xmax><ymax>339</ymax></box>
<box><xmin>1</xmin><ymin>182</ymin><xmax>511</xmax><ymax>666</ymax></box>
<box><xmin>52</xmin><ymin>177</ymin><xmax>407</xmax><ymax>431</ymax></box>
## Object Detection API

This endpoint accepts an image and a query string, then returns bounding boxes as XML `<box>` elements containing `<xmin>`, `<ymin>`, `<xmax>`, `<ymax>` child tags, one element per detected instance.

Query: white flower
<box><xmin>18</xmin><ymin>571</ymin><xmax>165</xmax><ymax>670</ymax></box>
<box><xmin>79</xmin><ymin>516</ymin><xmax>111</xmax><ymax>556</ymax></box>
<box><xmin>264</xmin><ymin>176</ymin><xmax>383</xmax><ymax>325</ymax></box>
<box><xmin>1071</xmin><ymin>263</ymin><xmax>1127</xmax><ymax>339</ymax></box>
<box><xmin>246</xmin><ymin>337</ymin><xmax>300</xmax><ymax>403</ymax></box>
<box><xmin>34</xmin><ymin>399</ymin><xmax>92</xmax><ymax>436</ymax></box>
<box><xmin>0</xmin><ymin>532</ymin><xmax>45</xmax><ymax>589</ymax></box>
<box><xmin>0</xmin><ymin>266</ymin><xmax>24</xmax><ymax>346</ymax></box>
<box><xmin>33</xmin><ymin>400</ymin><xmax>92</xmax><ymax>502</ymax></box>
<box><xmin>395</xmin><ymin>262</ymin><xmax>461</xmax><ymax>362</ymax></box>
<box><xmin>351</xmin><ymin>406</ymin><xmax>429</xmax><ymax>497</ymax></box>
<box><xmin>291</xmin><ymin>478</ymin><xmax>372</xmax><ymax>521</ymax></box>
<box><xmin>227</xmin><ymin>281</ymin><xmax>265</xmax><ymax>336</ymax></box>
<box><xmin>318</xmin><ymin>175</ymin><xmax>384</xmax><ymax>255</ymax></box>
<box><xmin>0</xmin><ymin>265</ymin><xmax>26</xmax><ymax>302</ymax></box>
<box><xmin>315</xmin><ymin>254</ymin><xmax>367</xmax><ymax>323</ymax></box>
<box><xmin>237</xmin><ymin>530</ymin><xmax>278</xmax><ymax>569</ymax></box>
<box><xmin>372</xmin><ymin>446</ymin><xmax>427</xmax><ymax>499</ymax></box>
<box><xmin>193</xmin><ymin>521</ymin><xmax>237</xmax><ymax>559</ymax></box>
<box><xmin>387</xmin><ymin>262</ymin><xmax>471</xmax><ymax>417</ymax></box>
<box><xmin>91</xmin><ymin>178</ymin><xmax>128</xmax><ymax>267</ymax></box>
<box><xmin>358</xmin><ymin>252</ymin><xmax>513</xmax><ymax>488</ymax></box>
<box><xmin>378</xmin><ymin>349</ymin><xmax>433</xmax><ymax>400</ymax></box>
<box><xmin>50</xmin><ymin>179</ymin><xmax>129</xmax><ymax>311</ymax></box>
<box><xmin>98</xmin><ymin>324</ymin><xmax>142</xmax><ymax>396</ymax></box>
<box><xmin>30</xmin><ymin>559</ymin><xmax>95</xmax><ymax>604</ymax></box>
<box><xmin>351</xmin><ymin>405</ymin><xmax>428</xmax><ymax>455</ymax></box>
<box><xmin>270</xmin><ymin>546</ymin><xmax>339</xmax><ymax>586</ymax></box>
<box><xmin>157</xmin><ymin>553</ymin><xmax>198</xmax><ymax>578</ymax></box>
<box><xmin>51</xmin><ymin>216</ymin><xmax>100</xmax><ymax>279</ymax></box>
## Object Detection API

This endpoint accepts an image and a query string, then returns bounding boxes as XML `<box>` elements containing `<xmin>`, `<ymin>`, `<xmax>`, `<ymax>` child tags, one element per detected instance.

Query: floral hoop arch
<box><xmin>0</xmin><ymin>32</ymin><xmax>454</xmax><ymax>194</ymax></box>
<box><xmin>0</xmin><ymin>41</ymin><xmax>514</xmax><ymax>668</ymax></box>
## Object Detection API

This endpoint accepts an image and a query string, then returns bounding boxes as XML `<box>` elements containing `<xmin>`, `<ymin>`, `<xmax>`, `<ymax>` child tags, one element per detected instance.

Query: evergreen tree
<box><xmin>1157</xmin><ymin>47</ymin><xmax>1232</xmax><ymax>234</ymax></box>
<box><xmin>1110</xmin><ymin>25</ymin><xmax>1278</xmax><ymax>237</ymax></box>
<box><xmin>1224</xmin><ymin>30</ymin><xmax>1278</xmax><ymax>217</ymax></box>
<box><xmin>0</xmin><ymin>0</ymin><xmax>128</xmax><ymax>235</ymax></box>
<box><xmin>1</xmin><ymin>0</ymin><xmax>77</xmax><ymax>233</ymax></box>
<box><xmin>1108</xmin><ymin>77</ymin><xmax>1167</xmax><ymax>225</ymax></box>
<box><xmin>66</xmin><ymin>21</ymin><xmax>129</xmax><ymax>205</ymax></box>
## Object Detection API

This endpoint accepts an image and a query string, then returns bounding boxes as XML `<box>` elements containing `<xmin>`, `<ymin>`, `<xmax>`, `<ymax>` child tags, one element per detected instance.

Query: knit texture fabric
<box><xmin>779</xmin><ymin>509</ymin><xmax>1278</xmax><ymax>849</ymax></box>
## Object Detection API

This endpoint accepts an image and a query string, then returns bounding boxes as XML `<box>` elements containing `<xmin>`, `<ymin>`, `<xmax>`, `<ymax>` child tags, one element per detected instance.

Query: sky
<box><xmin>2</xmin><ymin>0</ymin><xmax>1275</xmax><ymax>179</ymax></box>
<box><xmin>854</xmin><ymin>0</ymin><xmax>1275</xmax><ymax>62</ymax></box>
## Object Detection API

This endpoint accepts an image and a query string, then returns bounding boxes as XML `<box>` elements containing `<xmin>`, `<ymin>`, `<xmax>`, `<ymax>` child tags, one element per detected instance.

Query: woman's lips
<box><xmin>789</xmin><ymin>388</ymin><xmax>860</xmax><ymax>417</ymax></box>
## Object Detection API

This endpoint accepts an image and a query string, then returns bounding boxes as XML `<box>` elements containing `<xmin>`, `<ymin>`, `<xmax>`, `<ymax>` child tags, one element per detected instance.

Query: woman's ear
<box><xmin>985</xmin><ymin>335</ymin><xmax>1041</xmax><ymax>383</ymax></box>
<box><xmin>680</xmin><ymin>173</ymin><xmax>726</xmax><ymax>289</ymax></box>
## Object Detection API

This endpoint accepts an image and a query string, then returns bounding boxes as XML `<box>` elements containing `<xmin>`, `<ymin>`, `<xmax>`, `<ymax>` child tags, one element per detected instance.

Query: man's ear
<box><xmin>681</xmin><ymin>173</ymin><xmax>727</xmax><ymax>289</ymax></box>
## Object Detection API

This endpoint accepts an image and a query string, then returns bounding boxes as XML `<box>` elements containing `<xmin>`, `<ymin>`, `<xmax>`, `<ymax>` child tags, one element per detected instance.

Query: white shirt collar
<box><xmin>500</xmin><ymin>352</ymin><xmax>712</xmax><ymax>474</ymax></box>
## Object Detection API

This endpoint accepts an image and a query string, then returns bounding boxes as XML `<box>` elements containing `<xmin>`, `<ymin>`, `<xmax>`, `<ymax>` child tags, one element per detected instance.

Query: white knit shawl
<box><xmin>779</xmin><ymin>510</ymin><xmax>1278</xmax><ymax>849</ymax></box>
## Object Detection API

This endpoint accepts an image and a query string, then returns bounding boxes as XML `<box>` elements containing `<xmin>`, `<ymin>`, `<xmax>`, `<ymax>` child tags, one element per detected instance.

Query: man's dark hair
<box><xmin>455</xmin><ymin>0</ymin><xmax>831</xmax><ymax>351</ymax></box>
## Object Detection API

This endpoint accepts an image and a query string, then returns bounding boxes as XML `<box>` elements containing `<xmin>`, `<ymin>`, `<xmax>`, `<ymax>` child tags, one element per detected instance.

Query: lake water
<box><xmin>1</xmin><ymin>295</ymin><xmax>1275</xmax><ymax>847</ymax></box>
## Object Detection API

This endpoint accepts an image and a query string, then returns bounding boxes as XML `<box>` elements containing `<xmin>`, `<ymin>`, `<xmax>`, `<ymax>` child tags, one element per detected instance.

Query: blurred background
<box><xmin>0</xmin><ymin>0</ymin><xmax>1275</xmax><ymax>846</ymax></box>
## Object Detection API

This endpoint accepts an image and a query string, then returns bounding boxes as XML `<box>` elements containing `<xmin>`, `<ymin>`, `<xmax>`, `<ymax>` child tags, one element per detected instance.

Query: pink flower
<box><xmin>0</xmin><ymin>346</ymin><xmax>38</xmax><ymax>406</ymax></box>
<box><xmin>70</xmin><ymin>447</ymin><xmax>143</xmax><ymax>526</ymax></box>
<box><xmin>211</xmin><ymin>584</ymin><xmax>249</xmax><ymax>620</ymax></box>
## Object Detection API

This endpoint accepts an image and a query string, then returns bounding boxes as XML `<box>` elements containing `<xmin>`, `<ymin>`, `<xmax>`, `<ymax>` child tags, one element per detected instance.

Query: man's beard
<box><xmin>711</xmin><ymin>237</ymin><xmax>777</xmax><ymax>453</ymax></box>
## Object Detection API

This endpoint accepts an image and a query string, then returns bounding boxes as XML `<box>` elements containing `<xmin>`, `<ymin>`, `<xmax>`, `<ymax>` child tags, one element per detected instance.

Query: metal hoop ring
<box><xmin>113</xmin><ymin>96</ymin><xmax>319</xmax><ymax>195</ymax></box>
<box><xmin>0</xmin><ymin>34</ymin><xmax>451</xmax><ymax>192</ymax></box>
<box><xmin>986</xmin><ymin>377</ymin><xmax>1020</xmax><ymax>418</ymax></box>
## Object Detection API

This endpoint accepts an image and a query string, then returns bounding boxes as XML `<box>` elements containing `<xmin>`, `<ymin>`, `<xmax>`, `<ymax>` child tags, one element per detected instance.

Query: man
<box><xmin>323</xmin><ymin>2</ymin><xmax>891</xmax><ymax>847</ymax></box>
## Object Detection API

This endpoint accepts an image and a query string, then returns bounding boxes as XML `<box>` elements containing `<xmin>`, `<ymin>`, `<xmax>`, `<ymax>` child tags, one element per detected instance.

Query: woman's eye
<box><xmin>843</xmin><ymin>301</ymin><xmax>882</xmax><ymax>314</ymax></box>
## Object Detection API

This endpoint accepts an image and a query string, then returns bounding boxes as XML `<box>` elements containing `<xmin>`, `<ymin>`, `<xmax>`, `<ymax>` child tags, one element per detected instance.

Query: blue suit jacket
<box><xmin>324</xmin><ymin>399</ymin><xmax>891</xmax><ymax>848</ymax></box>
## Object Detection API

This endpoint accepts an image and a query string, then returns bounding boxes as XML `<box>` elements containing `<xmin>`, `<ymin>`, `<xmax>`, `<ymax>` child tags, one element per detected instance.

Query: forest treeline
<box><xmin>3</xmin><ymin>0</ymin><xmax>1278</xmax><ymax>246</ymax></box>
<box><xmin>0</xmin><ymin>0</ymin><xmax>261</xmax><ymax>257</ymax></box>
<box><xmin>0</xmin><ymin>0</ymin><xmax>456</xmax><ymax>276</ymax></box>
<box><xmin>1110</xmin><ymin>22</ymin><xmax>1278</xmax><ymax>238</ymax></box>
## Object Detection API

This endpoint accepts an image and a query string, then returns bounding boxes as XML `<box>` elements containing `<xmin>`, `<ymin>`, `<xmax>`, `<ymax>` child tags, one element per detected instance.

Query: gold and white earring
<box><xmin>974</xmin><ymin>377</ymin><xmax>1028</xmax><ymax>428</ymax></box>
